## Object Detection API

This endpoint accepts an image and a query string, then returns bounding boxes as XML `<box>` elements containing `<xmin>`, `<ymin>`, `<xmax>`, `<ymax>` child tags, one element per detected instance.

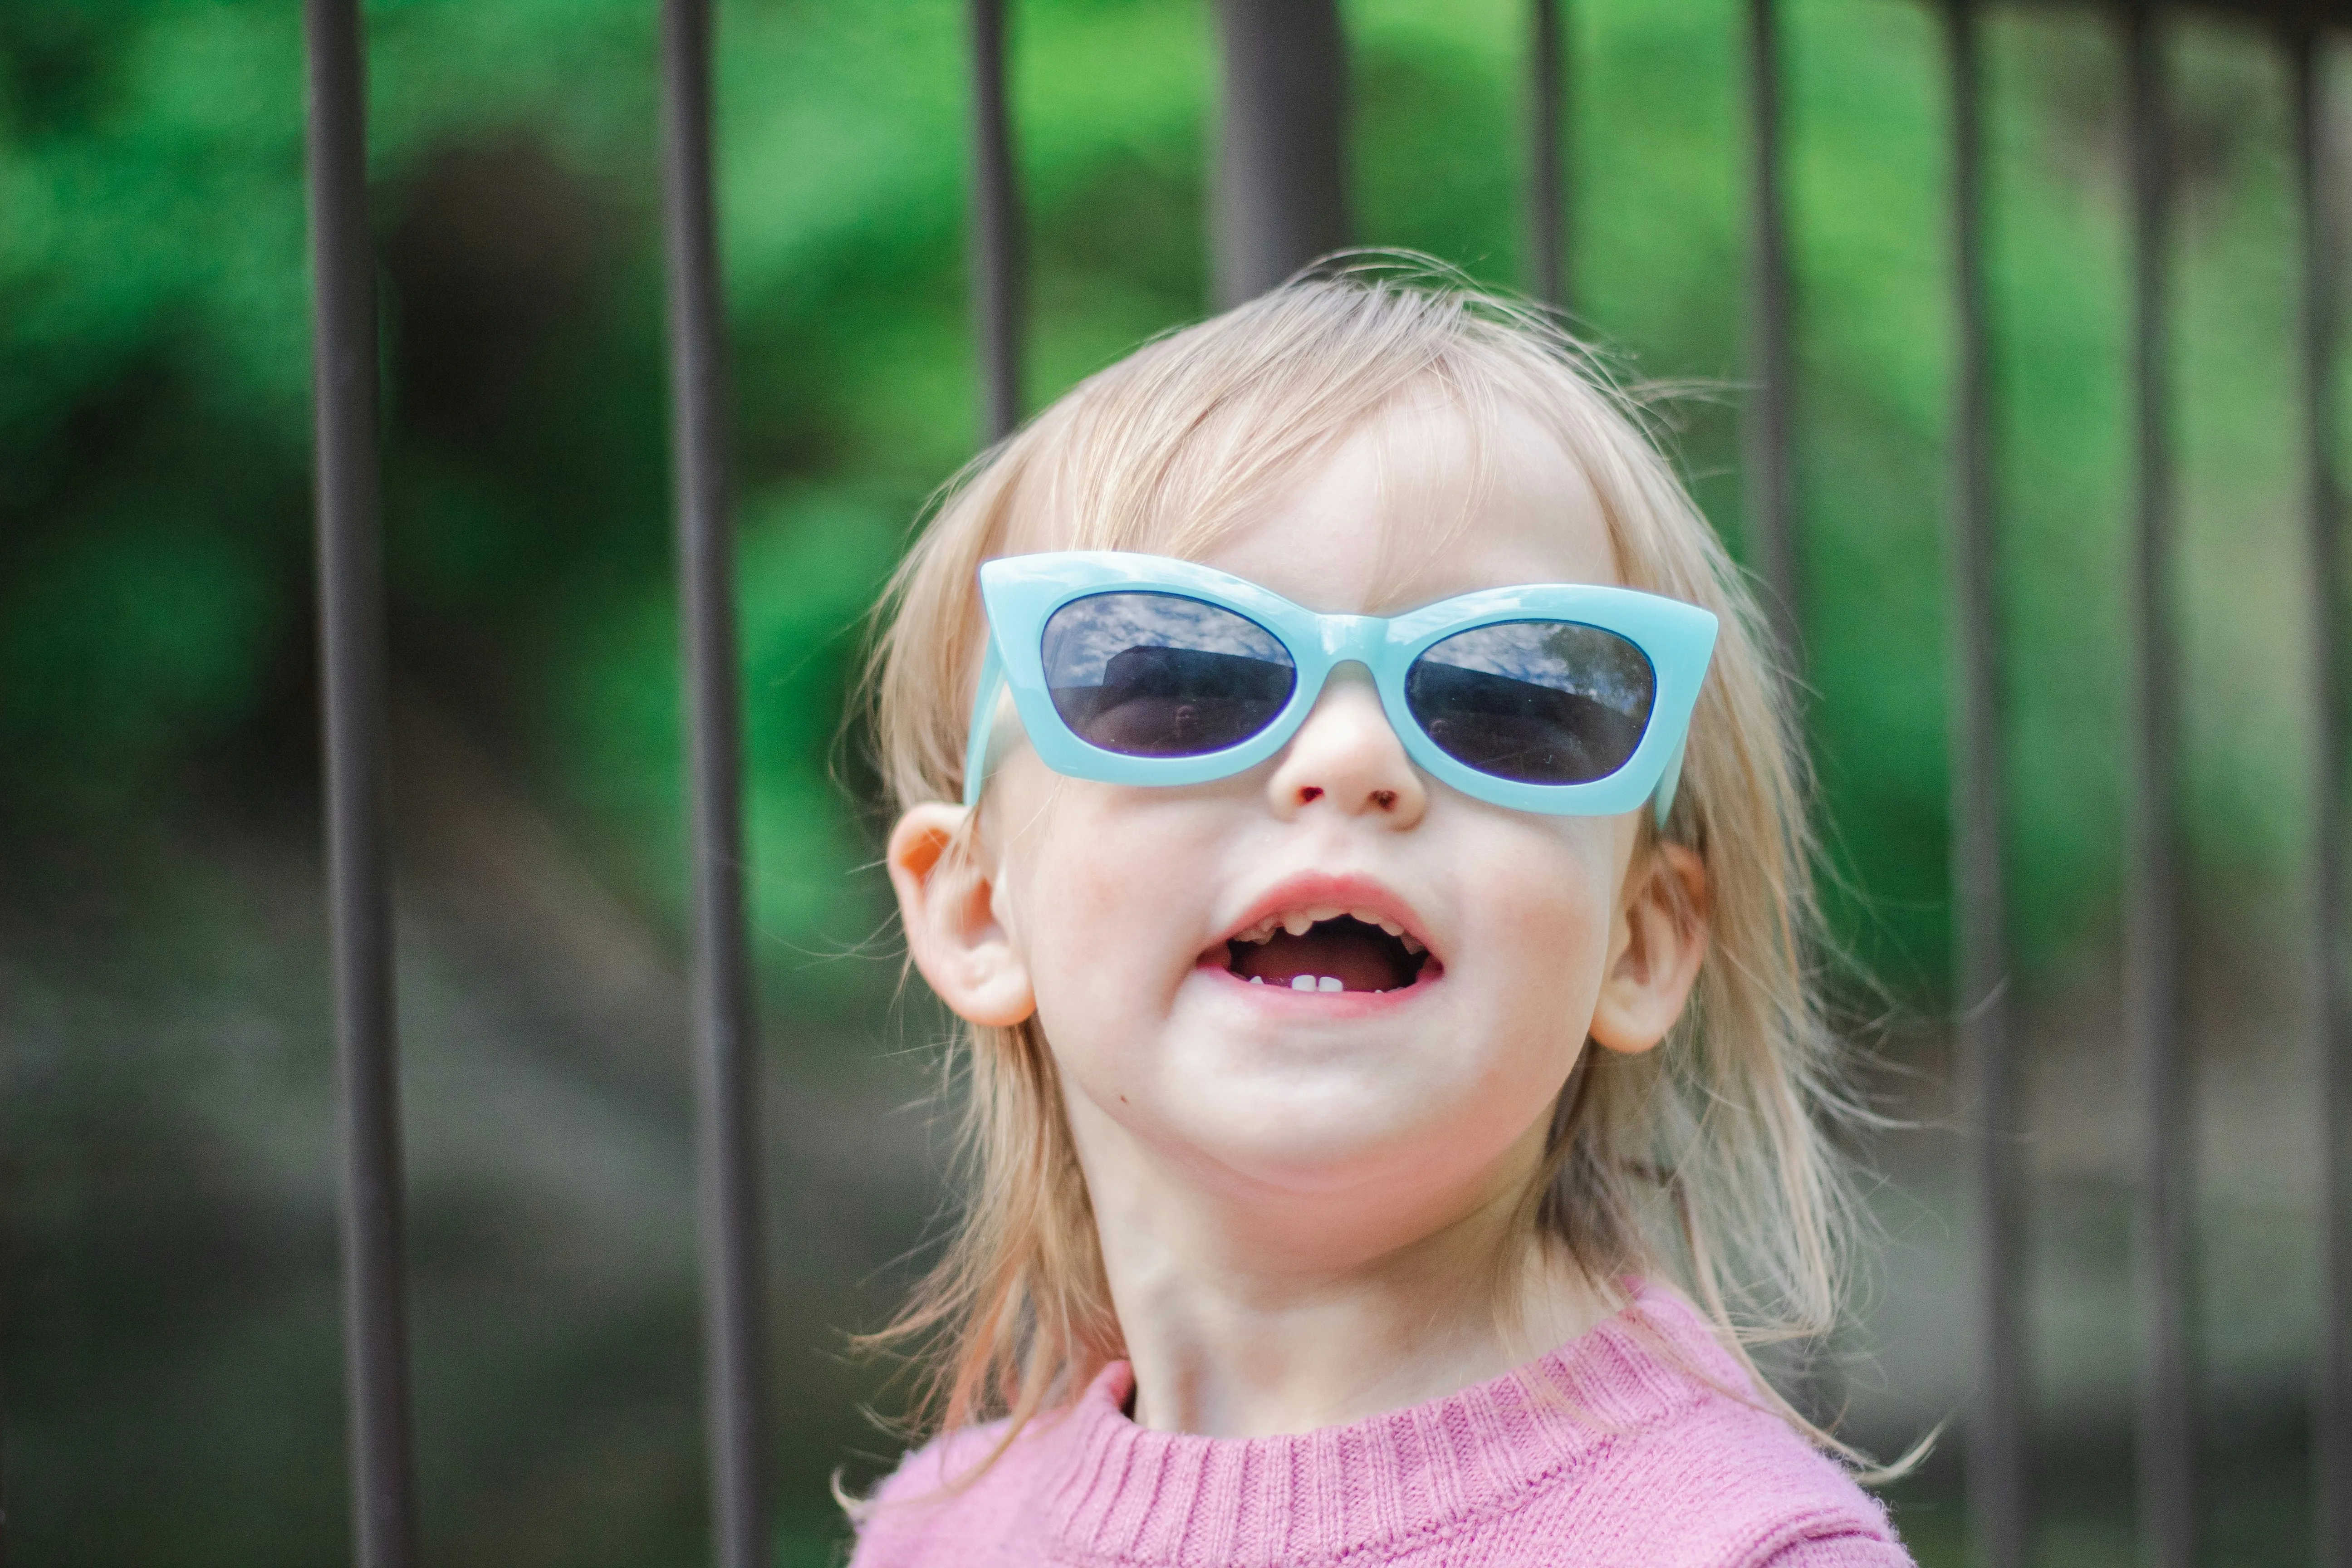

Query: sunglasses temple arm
<box><xmin>961</xmin><ymin>638</ymin><xmax>1006</xmax><ymax>812</ymax></box>
<box><xmin>1652</xmin><ymin>731</ymin><xmax>1687</xmax><ymax>832</ymax></box>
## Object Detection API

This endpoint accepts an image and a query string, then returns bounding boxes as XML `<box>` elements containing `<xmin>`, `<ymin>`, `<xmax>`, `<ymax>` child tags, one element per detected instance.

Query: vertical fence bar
<box><xmin>303</xmin><ymin>4</ymin><xmax>416</xmax><ymax>1566</ymax></box>
<box><xmin>658</xmin><ymin>5</ymin><xmax>770</xmax><ymax>1567</ymax></box>
<box><xmin>1744</xmin><ymin>0</ymin><xmax>1802</xmax><ymax>665</ymax></box>
<box><xmin>1211</xmin><ymin>0</ymin><xmax>1349</xmax><ymax>308</ymax></box>
<box><xmin>966</xmin><ymin>0</ymin><xmax>1024</xmax><ymax>445</ymax></box>
<box><xmin>1942</xmin><ymin>4</ymin><xmax>2024</xmax><ymax>1564</ymax></box>
<box><xmin>1527</xmin><ymin>0</ymin><xmax>1568</xmax><ymax>309</ymax></box>
<box><xmin>2296</xmin><ymin>24</ymin><xmax>2352</xmax><ymax>1567</ymax></box>
<box><xmin>2122</xmin><ymin>7</ymin><xmax>2193</xmax><ymax>1568</ymax></box>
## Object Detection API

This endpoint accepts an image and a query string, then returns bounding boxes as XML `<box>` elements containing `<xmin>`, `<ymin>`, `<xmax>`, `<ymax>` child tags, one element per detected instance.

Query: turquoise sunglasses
<box><xmin>963</xmin><ymin>551</ymin><xmax>1718</xmax><ymax>825</ymax></box>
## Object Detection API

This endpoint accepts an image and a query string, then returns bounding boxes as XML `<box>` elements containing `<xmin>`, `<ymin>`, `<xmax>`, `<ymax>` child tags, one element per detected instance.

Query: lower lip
<box><xmin>1191</xmin><ymin>959</ymin><xmax>1440</xmax><ymax>1017</ymax></box>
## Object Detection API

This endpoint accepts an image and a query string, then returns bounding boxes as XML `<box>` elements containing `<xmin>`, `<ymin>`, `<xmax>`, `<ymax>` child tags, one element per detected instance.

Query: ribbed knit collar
<box><xmin>1031</xmin><ymin>1284</ymin><xmax>1739</xmax><ymax>1567</ymax></box>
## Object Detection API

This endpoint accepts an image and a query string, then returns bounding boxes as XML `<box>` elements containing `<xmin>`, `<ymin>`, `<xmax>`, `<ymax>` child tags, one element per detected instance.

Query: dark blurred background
<box><xmin>0</xmin><ymin>1</ymin><xmax>2341</xmax><ymax>1563</ymax></box>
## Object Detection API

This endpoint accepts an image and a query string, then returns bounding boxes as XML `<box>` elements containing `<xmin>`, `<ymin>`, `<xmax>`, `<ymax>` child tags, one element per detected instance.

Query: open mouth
<box><xmin>1224</xmin><ymin>912</ymin><xmax>1436</xmax><ymax>995</ymax></box>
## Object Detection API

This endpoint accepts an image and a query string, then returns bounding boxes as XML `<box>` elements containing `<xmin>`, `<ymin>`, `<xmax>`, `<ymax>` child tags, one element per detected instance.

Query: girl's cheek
<box><xmin>1046</xmin><ymin>852</ymin><xmax>1163</xmax><ymax>984</ymax></box>
<box><xmin>1488</xmin><ymin>841</ymin><xmax>1616</xmax><ymax>986</ymax></box>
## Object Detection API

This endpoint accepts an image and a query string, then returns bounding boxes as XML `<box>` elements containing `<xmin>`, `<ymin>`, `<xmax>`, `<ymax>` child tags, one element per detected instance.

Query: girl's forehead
<box><xmin>996</xmin><ymin>387</ymin><xmax>1622</xmax><ymax>611</ymax></box>
<box><xmin>1202</xmin><ymin>399</ymin><xmax>1619</xmax><ymax>617</ymax></box>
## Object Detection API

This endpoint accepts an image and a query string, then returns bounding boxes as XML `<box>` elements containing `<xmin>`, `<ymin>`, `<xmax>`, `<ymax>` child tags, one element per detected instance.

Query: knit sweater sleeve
<box><xmin>844</xmin><ymin>1421</ymin><xmax>1025</xmax><ymax>1568</ymax></box>
<box><xmin>1749</xmin><ymin>1529</ymin><xmax>1916</xmax><ymax>1567</ymax></box>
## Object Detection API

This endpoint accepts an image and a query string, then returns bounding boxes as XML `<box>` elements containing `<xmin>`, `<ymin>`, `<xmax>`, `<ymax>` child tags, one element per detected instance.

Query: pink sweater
<box><xmin>848</xmin><ymin>1283</ymin><xmax>1911</xmax><ymax>1567</ymax></box>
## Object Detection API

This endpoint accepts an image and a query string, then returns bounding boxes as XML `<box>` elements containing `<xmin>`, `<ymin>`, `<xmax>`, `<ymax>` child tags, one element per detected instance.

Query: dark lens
<box><xmin>1405</xmin><ymin>620</ymin><xmax>1655</xmax><ymax>785</ymax></box>
<box><xmin>1041</xmin><ymin>592</ymin><xmax>1297</xmax><ymax>757</ymax></box>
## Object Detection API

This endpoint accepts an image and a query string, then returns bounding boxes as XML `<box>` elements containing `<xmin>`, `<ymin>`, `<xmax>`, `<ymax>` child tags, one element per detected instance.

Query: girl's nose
<box><xmin>1265</xmin><ymin>666</ymin><xmax>1428</xmax><ymax>826</ymax></box>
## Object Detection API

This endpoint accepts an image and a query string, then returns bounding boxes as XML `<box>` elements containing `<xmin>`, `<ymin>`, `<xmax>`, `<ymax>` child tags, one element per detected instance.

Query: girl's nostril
<box><xmin>1298</xmin><ymin>786</ymin><xmax>1324</xmax><ymax>803</ymax></box>
<box><xmin>1372</xmin><ymin>789</ymin><xmax>1397</xmax><ymax>810</ymax></box>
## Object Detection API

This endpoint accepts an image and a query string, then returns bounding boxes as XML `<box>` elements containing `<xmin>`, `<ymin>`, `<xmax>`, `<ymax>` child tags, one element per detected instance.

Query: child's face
<box><xmin>893</xmin><ymin>400</ymin><xmax>1708</xmax><ymax>1247</ymax></box>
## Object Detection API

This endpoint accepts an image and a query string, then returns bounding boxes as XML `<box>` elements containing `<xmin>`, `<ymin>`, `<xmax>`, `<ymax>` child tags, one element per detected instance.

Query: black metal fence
<box><xmin>283</xmin><ymin>2</ymin><xmax>2347</xmax><ymax>1566</ymax></box>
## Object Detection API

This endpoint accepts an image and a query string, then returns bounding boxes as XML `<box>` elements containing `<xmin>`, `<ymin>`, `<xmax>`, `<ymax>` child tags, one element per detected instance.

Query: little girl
<box><xmin>851</xmin><ymin>267</ymin><xmax>1912</xmax><ymax>1567</ymax></box>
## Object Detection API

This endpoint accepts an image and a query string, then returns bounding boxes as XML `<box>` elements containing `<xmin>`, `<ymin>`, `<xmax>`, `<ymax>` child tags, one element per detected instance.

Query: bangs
<box><xmin>990</xmin><ymin>279</ymin><xmax>1633</xmax><ymax>602</ymax></box>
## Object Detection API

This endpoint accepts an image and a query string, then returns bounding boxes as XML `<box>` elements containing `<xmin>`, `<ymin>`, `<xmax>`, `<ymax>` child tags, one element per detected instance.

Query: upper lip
<box><xmin>1214</xmin><ymin>872</ymin><xmax>1439</xmax><ymax>963</ymax></box>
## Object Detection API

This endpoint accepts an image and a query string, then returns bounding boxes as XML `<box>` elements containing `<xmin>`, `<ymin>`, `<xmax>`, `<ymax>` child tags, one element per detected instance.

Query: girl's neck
<box><xmin>1069</xmin><ymin>1096</ymin><xmax>1617</xmax><ymax>1439</ymax></box>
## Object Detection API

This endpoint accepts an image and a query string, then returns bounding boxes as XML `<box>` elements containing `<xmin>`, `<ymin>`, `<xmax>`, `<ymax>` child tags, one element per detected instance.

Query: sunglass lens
<box><xmin>1042</xmin><ymin>592</ymin><xmax>1297</xmax><ymax>757</ymax></box>
<box><xmin>1405</xmin><ymin>620</ymin><xmax>1656</xmax><ymax>785</ymax></box>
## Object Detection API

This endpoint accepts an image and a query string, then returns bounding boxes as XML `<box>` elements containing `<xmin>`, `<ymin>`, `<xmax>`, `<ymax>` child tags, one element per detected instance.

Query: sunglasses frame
<box><xmin>964</xmin><ymin>551</ymin><xmax>1718</xmax><ymax>824</ymax></box>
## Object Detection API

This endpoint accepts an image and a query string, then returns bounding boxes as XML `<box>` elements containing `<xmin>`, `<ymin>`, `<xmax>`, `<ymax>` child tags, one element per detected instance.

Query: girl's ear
<box><xmin>888</xmin><ymin>802</ymin><xmax>1037</xmax><ymax>1029</ymax></box>
<box><xmin>1588</xmin><ymin>840</ymin><xmax>1709</xmax><ymax>1057</ymax></box>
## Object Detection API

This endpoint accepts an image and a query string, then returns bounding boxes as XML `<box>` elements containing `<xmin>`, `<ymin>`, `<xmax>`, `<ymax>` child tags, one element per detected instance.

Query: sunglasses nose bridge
<box><xmin>1300</xmin><ymin>617</ymin><xmax>1402</xmax><ymax>739</ymax></box>
<box><xmin>1318</xmin><ymin>614</ymin><xmax>1384</xmax><ymax>666</ymax></box>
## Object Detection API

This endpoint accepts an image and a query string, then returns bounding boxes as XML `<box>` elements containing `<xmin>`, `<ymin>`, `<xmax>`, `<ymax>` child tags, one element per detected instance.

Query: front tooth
<box><xmin>1317</xmin><ymin>975</ymin><xmax>1343</xmax><ymax>992</ymax></box>
<box><xmin>1249</xmin><ymin>975</ymin><xmax>1264</xmax><ymax>985</ymax></box>
<box><xmin>1401</xmin><ymin>934</ymin><xmax>1426</xmax><ymax>956</ymax></box>
<box><xmin>1247</xmin><ymin>920</ymin><xmax>1277</xmax><ymax>944</ymax></box>
<box><xmin>1308</xmin><ymin>906</ymin><xmax>1342</xmax><ymax>924</ymax></box>
<box><xmin>1290</xmin><ymin>974</ymin><xmax>1316</xmax><ymax>991</ymax></box>
<box><xmin>1375</xmin><ymin>918</ymin><xmax>1404</xmax><ymax>937</ymax></box>
<box><xmin>1282</xmin><ymin>911</ymin><xmax>1314</xmax><ymax>936</ymax></box>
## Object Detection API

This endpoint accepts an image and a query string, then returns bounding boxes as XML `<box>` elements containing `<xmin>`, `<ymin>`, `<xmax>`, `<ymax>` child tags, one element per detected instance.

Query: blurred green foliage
<box><xmin>0</xmin><ymin>0</ymin><xmax>2334</xmax><ymax>1562</ymax></box>
<box><xmin>3</xmin><ymin>0</ymin><xmax>2326</xmax><ymax>1010</ymax></box>
<box><xmin>2</xmin><ymin>0</ymin><xmax>2328</xmax><ymax>994</ymax></box>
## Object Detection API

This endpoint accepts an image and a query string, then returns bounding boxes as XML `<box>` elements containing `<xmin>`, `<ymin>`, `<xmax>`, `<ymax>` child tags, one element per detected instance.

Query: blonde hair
<box><xmin>861</xmin><ymin>260</ymin><xmax>1869</xmax><ymax>1467</ymax></box>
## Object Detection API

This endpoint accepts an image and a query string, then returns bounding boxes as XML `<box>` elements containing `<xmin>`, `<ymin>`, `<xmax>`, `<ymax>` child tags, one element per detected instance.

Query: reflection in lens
<box><xmin>1405</xmin><ymin>620</ymin><xmax>1655</xmax><ymax>785</ymax></box>
<box><xmin>1042</xmin><ymin>592</ymin><xmax>1296</xmax><ymax>757</ymax></box>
